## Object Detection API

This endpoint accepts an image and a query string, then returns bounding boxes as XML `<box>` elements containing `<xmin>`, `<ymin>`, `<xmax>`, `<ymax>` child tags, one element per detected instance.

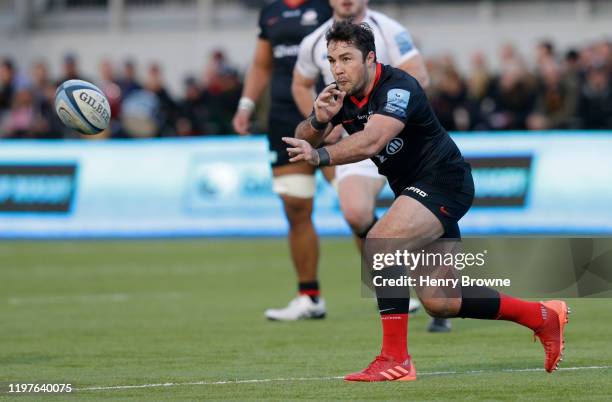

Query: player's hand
<box><xmin>232</xmin><ymin>109</ymin><xmax>251</xmax><ymax>136</ymax></box>
<box><xmin>282</xmin><ymin>137</ymin><xmax>320</xmax><ymax>166</ymax></box>
<box><xmin>314</xmin><ymin>84</ymin><xmax>346</xmax><ymax>124</ymax></box>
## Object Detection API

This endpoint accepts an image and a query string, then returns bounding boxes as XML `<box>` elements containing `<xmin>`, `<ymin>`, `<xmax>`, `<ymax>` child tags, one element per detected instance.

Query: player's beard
<box><xmin>346</xmin><ymin>63</ymin><xmax>369</xmax><ymax>97</ymax></box>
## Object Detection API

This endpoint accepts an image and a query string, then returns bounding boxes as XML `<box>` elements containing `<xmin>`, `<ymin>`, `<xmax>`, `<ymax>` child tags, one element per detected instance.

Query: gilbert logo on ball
<box><xmin>55</xmin><ymin>79</ymin><xmax>111</xmax><ymax>135</ymax></box>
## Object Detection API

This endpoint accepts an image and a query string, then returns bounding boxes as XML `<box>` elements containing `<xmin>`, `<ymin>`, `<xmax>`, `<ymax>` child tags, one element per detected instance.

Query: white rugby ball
<box><xmin>55</xmin><ymin>79</ymin><xmax>111</xmax><ymax>135</ymax></box>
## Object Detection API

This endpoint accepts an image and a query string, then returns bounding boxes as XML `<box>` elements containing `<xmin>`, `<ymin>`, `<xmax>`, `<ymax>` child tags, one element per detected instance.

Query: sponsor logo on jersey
<box><xmin>386</xmin><ymin>138</ymin><xmax>404</xmax><ymax>155</ymax></box>
<box><xmin>282</xmin><ymin>9</ymin><xmax>301</xmax><ymax>18</ymax></box>
<box><xmin>301</xmin><ymin>9</ymin><xmax>318</xmax><ymax>25</ymax></box>
<box><xmin>384</xmin><ymin>89</ymin><xmax>410</xmax><ymax>118</ymax></box>
<box><xmin>273</xmin><ymin>45</ymin><xmax>300</xmax><ymax>58</ymax></box>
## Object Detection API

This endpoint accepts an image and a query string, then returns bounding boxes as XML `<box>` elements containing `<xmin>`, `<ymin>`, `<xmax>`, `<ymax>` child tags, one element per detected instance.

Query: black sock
<box><xmin>377</xmin><ymin>297</ymin><xmax>411</xmax><ymax>315</ymax></box>
<box><xmin>299</xmin><ymin>281</ymin><xmax>320</xmax><ymax>303</ymax></box>
<box><xmin>374</xmin><ymin>265</ymin><xmax>410</xmax><ymax>315</ymax></box>
<box><xmin>458</xmin><ymin>286</ymin><xmax>500</xmax><ymax>319</ymax></box>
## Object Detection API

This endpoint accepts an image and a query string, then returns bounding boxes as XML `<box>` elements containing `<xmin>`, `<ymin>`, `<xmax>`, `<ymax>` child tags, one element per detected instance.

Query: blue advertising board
<box><xmin>0</xmin><ymin>132</ymin><xmax>611</xmax><ymax>238</ymax></box>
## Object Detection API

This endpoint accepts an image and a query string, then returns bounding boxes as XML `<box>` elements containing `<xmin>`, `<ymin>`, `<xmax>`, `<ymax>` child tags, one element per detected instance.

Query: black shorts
<box><xmin>267</xmin><ymin>103</ymin><xmax>304</xmax><ymax>168</ymax></box>
<box><xmin>400</xmin><ymin>163</ymin><xmax>474</xmax><ymax>239</ymax></box>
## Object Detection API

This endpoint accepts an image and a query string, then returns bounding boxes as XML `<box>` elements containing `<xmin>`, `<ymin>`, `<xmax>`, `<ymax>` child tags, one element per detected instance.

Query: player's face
<box><xmin>330</xmin><ymin>0</ymin><xmax>368</xmax><ymax>20</ymax></box>
<box><xmin>327</xmin><ymin>40</ymin><xmax>375</xmax><ymax>96</ymax></box>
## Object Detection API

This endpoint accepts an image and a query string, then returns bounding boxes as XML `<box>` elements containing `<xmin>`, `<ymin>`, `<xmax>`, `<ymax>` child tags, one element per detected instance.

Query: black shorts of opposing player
<box><xmin>268</xmin><ymin>103</ymin><xmax>305</xmax><ymax>167</ymax></box>
<box><xmin>258</xmin><ymin>0</ymin><xmax>332</xmax><ymax>168</ymax></box>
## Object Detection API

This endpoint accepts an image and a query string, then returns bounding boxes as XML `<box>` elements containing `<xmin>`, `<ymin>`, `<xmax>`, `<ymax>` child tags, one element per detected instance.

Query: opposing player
<box><xmin>292</xmin><ymin>0</ymin><xmax>450</xmax><ymax>332</ymax></box>
<box><xmin>283</xmin><ymin>21</ymin><xmax>569</xmax><ymax>382</ymax></box>
<box><xmin>232</xmin><ymin>0</ymin><xmax>333</xmax><ymax>321</ymax></box>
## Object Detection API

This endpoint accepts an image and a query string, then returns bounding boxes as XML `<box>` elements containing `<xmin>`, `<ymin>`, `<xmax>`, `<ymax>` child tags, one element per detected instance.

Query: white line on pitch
<box><xmin>76</xmin><ymin>365</ymin><xmax>612</xmax><ymax>391</ymax></box>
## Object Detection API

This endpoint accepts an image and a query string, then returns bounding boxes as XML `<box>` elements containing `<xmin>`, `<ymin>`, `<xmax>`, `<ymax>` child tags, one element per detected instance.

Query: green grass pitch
<box><xmin>1</xmin><ymin>239</ymin><xmax>611</xmax><ymax>400</ymax></box>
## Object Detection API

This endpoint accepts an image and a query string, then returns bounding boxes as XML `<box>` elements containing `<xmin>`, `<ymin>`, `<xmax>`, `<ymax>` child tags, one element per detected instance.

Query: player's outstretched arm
<box><xmin>291</xmin><ymin>69</ymin><xmax>318</xmax><ymax>118</ymax></box>
<box><xmin>285</xmin><ymin>114</ymin><xmax>404</xmax><ymax>166</ymax></box>
<box><xmin>232</xmin><ymin>39</ymin><xmax>273</xmax><ymax>135</ymax></box>
<box><xmin>323</xmin><ymin>114</ymin><xmax>405</xmax><ymax>164</ymax></box>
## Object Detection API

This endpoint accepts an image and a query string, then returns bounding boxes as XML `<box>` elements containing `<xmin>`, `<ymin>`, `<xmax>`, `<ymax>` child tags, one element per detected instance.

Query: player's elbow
<box><xmin>291</xmin><ymin>82</ymin><xmax>304</xmax><ymax>101</ymax></box>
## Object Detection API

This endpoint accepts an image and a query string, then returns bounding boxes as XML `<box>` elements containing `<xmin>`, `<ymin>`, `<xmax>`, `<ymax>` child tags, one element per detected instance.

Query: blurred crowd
<box><xmin>427</xmin><ymin>39</ymin><xmax>612</xmax><ymax>131</ymax></box>
<box><xmin>0</xmin><ymin>50</ymin><xmax>243</xmax><ymax>139</ymax></box>
<box><xmin>1</xmin><ymin>39</ymin><xmax>611</xmax><ymax>139</ymax></box>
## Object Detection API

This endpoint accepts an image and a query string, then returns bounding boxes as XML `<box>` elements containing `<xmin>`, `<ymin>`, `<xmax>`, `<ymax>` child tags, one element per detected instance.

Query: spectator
<box><xmin>499</xmin><ymin>43</ymin><xmax>528</xmax><ymax>77</ymax></box>
<box><xmin>562</xmin><ymin>49</ymin><xmax>582</xmax><ymax>94</ymax></box>
<box><xmin>118</xmin><ymin>59</ymin><xmax>142</xmax><ymax>98</ymax></box>
<box><xmin>0</xmin><ymin>58</ymin><xmax>16</xmax><ymax>113</ymax></box>
<box><xmin>57</xmin><ymin>53</ymin><xmax>88</xmax><ymax>85</ymax></box>
<box><xmin>202</xmin><ymin>65</ymin><xmax>242</xmax><ymax>134</ymax></box>
<box><xmin>577</xmin><ymin>65</ymin><xmax>612</xmax><ymax>129</ymax></box>
<box><xmin>527</xmin><ymin>59</ymin><xmax>577</xmax><ymax>130</ymax></box>
<box><xmin>30</xmin><ymin>60</ymin><xmax>66</xmax><ymax>138</ymax></box>
<box><xmin>0</xmin><ymin>85</ymin><xmax>36</xmax><ymax>138</ymax></box>
<box><xmin>202</xmin><ymin>49</ymin><xmax>228</xmax><ymax>91</ymax></box>
<box><xmin>98</xmin><ymin>59</ymin><xmax>122</xmax><ymax>137</ymax></box>
<box><xmin>430</xmin><ymin>65</ymin><xmax>472</xmax><ymax>131</ymax></box>
<box><xmin>144</xmin><ymin>62</ymin><xmax>177</xmax><ymax>136</ymax></box>
<box><xmin>535</xmin><ymin>40</ymin><xmax>556</xmax><ymax>69</ymax></box>
<box><xmin>482</xmin><ymin>44</ymin><xmax>536</xmax><ymax>130</ymax></box>
<box><xmin>176</xmin><ymin>76</ymin><xmax>208</xmax><ymax>136</ymax></box>
<box><xmin>120</xmin><ymin>89</ymin><xmax>160</xmax><ymax>138</ymax></box>
<box><xmin>467</xmin><ymin>52</ymin><xmax>492</xmax><ymax>102</ymax></box>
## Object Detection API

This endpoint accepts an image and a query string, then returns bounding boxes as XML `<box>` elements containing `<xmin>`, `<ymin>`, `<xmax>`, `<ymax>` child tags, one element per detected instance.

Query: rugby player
<box><xmin>292</xmin><ymin>0</ymin><xmax>451</xmax><ymax>332</ymax></box>
<box><xmin>232</xmin><ymin>0</ymin><xmax>332</xmax><ymax>321</ymax></box>
<box><xmin>283</xmin><ymin>21</ymin><xmax>569</xmax><ymax>382</ymax></box>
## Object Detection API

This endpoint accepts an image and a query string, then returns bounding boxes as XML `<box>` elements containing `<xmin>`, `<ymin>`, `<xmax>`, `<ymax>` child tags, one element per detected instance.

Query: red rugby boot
<box><xmin>534</xmin><ymin>300</ymin><xmax>570</xmax><ymax>373</ymax></box>
<box><xmin>344</xmin><ymin>355</ymin><xmax>416</xmax><ymax>382</ymax></box>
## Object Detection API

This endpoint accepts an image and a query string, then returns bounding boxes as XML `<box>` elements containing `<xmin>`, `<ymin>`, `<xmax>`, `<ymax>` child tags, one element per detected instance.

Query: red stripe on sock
<box><xmin>497</xmin><ymin>294</ymin><xmax>545</xmax><ymax>330</ymax></box>
<box><xmin>299</xmin><ymin>289</ymin><xmax>320</xmax><ymax>297</ymax></box>
<box><xmin>381</xmin><ymin>314</ymin><xmax>408</xmax><ymax>362</ymax></box>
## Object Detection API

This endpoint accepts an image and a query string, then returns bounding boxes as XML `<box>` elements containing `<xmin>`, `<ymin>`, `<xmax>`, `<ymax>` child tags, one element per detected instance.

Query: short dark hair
<box><xmin>325</xmin><ymin>20</ymin><xmax>376</xmax><ymax>62</ymax></box>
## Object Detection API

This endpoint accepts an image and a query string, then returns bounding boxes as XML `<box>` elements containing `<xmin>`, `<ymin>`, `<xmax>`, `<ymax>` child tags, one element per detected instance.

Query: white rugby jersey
<box><xmin>295</xmin><ymin>10</ymin><xmax>420</xmax><ymax>84</ymax></box>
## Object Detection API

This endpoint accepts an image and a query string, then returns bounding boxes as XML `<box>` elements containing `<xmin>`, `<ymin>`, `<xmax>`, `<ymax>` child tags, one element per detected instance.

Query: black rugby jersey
<box><xmin>331</xmin><ymin>63</ymin><xmax>468</xmax><ymax>196</ymax></box>
<box><xmin>258</xmin><ymin>0</ymin><xmax>332</xmax><ymax>106</ymax></box>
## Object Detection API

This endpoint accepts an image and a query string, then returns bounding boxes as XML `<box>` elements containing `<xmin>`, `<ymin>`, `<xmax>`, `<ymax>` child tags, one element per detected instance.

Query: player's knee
<box><xmin>282</xmin><ymin>197</ymin><xmax>313</xmax><ymax>227</ymax></box>
<box><xmin>342</xmin><ymin>203</ymin><xmax>373</xmax><ymax>233</ymax></box>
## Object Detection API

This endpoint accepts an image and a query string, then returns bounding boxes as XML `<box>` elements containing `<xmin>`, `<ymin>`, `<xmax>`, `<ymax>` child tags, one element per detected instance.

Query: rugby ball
<box><xmin>55</xmin><ymin>79</ymin><xmax>111</xmax><ymax>135</ymax></box>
